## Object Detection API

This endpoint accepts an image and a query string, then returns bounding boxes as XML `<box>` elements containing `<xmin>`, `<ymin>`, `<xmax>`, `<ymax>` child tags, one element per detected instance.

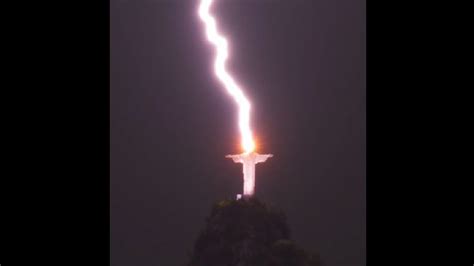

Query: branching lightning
<box><xmin>198</xmin><ymin>0</ymin><xmax>255</xmax><ymax>153</ymax></box>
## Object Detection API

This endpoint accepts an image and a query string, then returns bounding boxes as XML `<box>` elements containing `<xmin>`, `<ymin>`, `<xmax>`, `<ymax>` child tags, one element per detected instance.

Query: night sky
<box><xmin>110</xmin><ymin>0</ymin><xmax>365</xmax><ymax>265</ymax></box>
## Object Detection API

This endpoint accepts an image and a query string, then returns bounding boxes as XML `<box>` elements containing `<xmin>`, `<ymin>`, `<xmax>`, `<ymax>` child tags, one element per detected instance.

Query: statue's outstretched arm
<box><xmin>256</xmin><ymin>154</ymin><xmax>273</xmax><ymax>163</ymax></box>
<box><xmin>226</xmin><ymin>154</ymin><xmax>243</xmax><ymax>163</ymax></box>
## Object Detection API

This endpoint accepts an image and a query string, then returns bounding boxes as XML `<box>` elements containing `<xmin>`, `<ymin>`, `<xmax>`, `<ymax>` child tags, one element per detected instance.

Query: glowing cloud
<box><xmin>198</xmin><ymin>0</ymin><xmax>255</xmax><ymax>153</ymax></box>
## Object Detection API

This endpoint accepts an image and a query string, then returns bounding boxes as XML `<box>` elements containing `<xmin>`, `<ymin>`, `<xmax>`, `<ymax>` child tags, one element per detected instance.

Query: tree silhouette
<box><xmin>188</xmin><ymin>198</ymin><xmax>321</xmax><ymax>266</ymax></box>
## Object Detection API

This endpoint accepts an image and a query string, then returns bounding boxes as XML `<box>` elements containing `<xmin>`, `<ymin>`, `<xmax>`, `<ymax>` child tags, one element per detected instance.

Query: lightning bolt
<box><xmin>198</xmin><ymin>0</ymin><xmax>255</xmax><ymax>154</ymax></box>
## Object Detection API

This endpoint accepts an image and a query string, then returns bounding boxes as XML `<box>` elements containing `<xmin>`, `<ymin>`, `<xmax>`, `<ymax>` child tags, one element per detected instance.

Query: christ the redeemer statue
<box><xmin>226</xmin><ymin>152</ymin><xmax>273</xmax><ymax>198</ymax></box>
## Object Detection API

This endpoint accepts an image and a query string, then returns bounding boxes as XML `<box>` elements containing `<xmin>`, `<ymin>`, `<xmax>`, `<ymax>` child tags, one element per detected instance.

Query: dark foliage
<box><xmin>188</xmin><ymin>198</ymin><xmax>321</xmax><ymax>266</ymax></box>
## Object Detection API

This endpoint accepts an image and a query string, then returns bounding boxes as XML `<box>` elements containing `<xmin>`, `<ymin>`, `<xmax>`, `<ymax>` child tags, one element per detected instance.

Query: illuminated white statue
<box><xmin>226</xmin><ymin>152</ymin><xmax>273</xmax><ymax>198</ymax></box>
